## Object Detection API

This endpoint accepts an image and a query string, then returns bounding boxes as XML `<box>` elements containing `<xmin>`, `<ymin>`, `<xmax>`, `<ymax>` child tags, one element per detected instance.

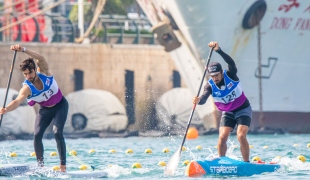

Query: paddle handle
<box><xmin>0</xmin><ymin>51</ymin><xmax>17</xmax><ymax>127</ymax></box>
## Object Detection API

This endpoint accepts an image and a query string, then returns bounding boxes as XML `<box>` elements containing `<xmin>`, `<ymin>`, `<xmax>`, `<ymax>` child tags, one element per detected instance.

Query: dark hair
<box><xmin>20</xmin><ymin>57</ymin><xmax>36</xmax><ymax>72</ymax></box>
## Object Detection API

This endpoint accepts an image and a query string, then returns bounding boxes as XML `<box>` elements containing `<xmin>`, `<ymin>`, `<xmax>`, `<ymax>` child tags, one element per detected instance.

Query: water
<box><xmin>1</xmin><ymin>134</ymin><xmax>310</xmax><ymax>179</ymax></box>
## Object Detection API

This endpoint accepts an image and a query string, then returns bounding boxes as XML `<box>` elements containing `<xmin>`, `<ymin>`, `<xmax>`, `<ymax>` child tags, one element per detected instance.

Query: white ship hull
<box><xmin>138</xmin><ymin>0</ymin><xmax>310</xmax><ymax>133</ymax></box>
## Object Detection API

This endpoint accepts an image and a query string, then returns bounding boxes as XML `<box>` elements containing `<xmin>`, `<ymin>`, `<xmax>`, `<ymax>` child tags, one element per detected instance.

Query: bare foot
<box><xmin>60</xmin><ymin>165</ymin><xmax>66</xmax><ymax>172</ymax></box>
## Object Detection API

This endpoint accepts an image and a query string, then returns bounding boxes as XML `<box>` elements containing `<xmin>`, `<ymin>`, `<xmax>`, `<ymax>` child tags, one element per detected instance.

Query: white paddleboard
<box><xmin>0</xmin><ymin>164</ymin><xmax>108</xmax><ymax>178</ymax></box>
<box><xmin>57</xmin><ymin>170</ymin><xmax>108</xmax><ymax>178</ymax></box>
<box><xmin>0</xmin><ymin>164</ymin><xmax>30</xmax><ymax>176</ymax></box>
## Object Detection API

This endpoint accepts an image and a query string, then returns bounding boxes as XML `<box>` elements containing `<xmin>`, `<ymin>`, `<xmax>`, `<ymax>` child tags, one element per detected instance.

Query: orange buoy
<box><xmin>186</xmin><ymin>127</ymin><xmax>199</xmax><ymax>139</ymax></box>
<box><xmin>185</xmin><ymin>161</ymin><xmax>206</xmax><ymax>177</ymax></box>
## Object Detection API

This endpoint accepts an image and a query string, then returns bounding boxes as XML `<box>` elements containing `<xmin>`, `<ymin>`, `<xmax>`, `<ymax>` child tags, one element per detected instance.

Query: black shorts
<box><xmin>220</xmin><ymin>106</ymin><xmax>252</xmax><ymax>129</ymax></box>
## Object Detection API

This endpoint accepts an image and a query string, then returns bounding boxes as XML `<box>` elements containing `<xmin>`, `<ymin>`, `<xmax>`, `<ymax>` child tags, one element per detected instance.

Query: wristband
<box><xmin>22</xmin><ymin>47</ymin><xmax>26</xmax><ymax>52</ymax></box>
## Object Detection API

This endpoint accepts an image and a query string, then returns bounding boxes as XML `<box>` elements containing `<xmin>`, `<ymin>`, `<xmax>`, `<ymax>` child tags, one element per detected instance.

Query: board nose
<box><xmin>185</xmin><ymin>161</ymin><xmax>206</xmax><ymax>177</ymax></box>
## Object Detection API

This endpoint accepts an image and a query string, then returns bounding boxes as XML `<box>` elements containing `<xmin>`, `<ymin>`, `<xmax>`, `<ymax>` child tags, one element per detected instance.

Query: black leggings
<box><xmin>34</xmin><ymin>97</ymin><xmax>68</xmax><ymax>166</ymax></box>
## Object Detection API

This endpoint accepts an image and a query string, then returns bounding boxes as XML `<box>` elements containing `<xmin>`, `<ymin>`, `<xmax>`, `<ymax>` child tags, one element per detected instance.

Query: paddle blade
<box><xmin>164</xmin><ymin>147</ymin><xmax>181</xmax><ymax>176</ymax></box>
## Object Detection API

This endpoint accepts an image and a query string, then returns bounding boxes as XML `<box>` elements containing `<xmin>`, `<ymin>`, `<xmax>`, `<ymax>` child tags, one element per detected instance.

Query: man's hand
<box><xmin>10</xmin><ymin>44</ymin><xmax>23</xmax><ymax>52</ymax></box>
<box><xmin>208</xmin><ymin>42</ymin><xmax>219</xmax><ymax>51</ymax></box>
<box><xmin>193</xmin><ymin>97</ymin><xmax>200</xmax><ymax>104</ymax></box>
<box><xmin>0</xmin><ymin>108</ymin><xmax>7</xmax><ymax>115</ymax></box>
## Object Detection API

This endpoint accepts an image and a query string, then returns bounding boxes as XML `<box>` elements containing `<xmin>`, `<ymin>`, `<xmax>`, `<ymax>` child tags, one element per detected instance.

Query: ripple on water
<box><xmin>0</xmin><ymin>134</ymin><xmax>310</xmax><ymax>179</ymax></box>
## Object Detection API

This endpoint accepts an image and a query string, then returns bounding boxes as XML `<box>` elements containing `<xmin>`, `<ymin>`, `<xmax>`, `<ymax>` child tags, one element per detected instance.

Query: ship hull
<box><xmin>251</xmin><ymin>111</ymin><xmax>310</xmax><ymax>133</ymax></box>
<box><xmin>138</xmin><ymin>0</ymin><xmax>310</xmax><ymax>133</ymax></box>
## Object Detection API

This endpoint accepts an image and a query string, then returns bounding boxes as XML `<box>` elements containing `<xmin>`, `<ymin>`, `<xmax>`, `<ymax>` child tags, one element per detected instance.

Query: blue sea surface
<box><xmin>1</xmin><ymin>134</ymin><xmax>310</xmax><ymax>179</ymax></box>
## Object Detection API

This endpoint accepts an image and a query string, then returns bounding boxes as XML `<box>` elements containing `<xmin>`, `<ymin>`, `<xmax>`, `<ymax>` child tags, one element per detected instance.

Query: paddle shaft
<box><xmin>164</xmin><ymin>47</ymin><xmax>215</xmax><ymax>176</ymax></box>
<box><xmin>179</xmin><ymin>47</ymin><xmax>214</xmax><ymax>151</ymax></box>
<box><xmin>0</xmin><ymin>51</ymin><xmax>17</xmax><ymax>127</ymax></box>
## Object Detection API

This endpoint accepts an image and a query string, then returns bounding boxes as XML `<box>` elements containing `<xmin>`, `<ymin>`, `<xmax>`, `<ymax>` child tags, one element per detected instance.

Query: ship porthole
<box><xmin>242</xmin><ymin>0</ymin><xmax>267</xmax><ymax>29</ymax></box>
<box><xmin>71</xmin><ymin>113</ymin><xmax>87</xmax><ymax>130</ymax></box>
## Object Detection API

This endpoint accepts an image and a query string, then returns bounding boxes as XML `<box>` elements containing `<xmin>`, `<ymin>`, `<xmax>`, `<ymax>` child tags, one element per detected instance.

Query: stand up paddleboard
<box><xmin>56</xmin><ymin>170</ymin><xmax>108</xmax><ymax>178</ymax></box>
<box><xmin>186</xmin><ymin>156</ymin><xmax>281</xmax><ymax>177</ymax></box>
<box><xmin>0</xmin><ymin>164</ymin><xmax>108</xmax><ymax>178</ymax></box>
<box><xmin>0</xmin><ymin>164</ymin><xmax>29</xmax><ymax>176</ymax></box>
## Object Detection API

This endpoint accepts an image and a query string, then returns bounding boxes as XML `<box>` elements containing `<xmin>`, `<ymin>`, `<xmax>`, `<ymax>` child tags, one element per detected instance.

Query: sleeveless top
<box><xmin>208</xmin><ymin>70</ymin><xmax>246</xmax><ymax>111</ymax></box>
<box><xmin>22</xmin><ymin>72</ymin><xmax>63</xmax><ymax>107</ymax></box>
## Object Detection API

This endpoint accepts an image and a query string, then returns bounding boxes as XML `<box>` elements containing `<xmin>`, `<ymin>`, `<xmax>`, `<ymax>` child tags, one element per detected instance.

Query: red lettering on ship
<box><xmin>305</xmin><ymin>6</ymin><xmax>310</xmax><ymax>13</ymax></box>
<box><xmin>278</xmin><ymin>0</ymin><xmax>300</xmax><ymax>12</ymax></box>
<box><xmin>294</xmin><ymin>18</ymin><xmax>310</xmax><ymax>30</ymax></box>
<box><xmin>270</xmin><ymin>17</ymin><xmax>293</xmax><ymax>29</ymax></box>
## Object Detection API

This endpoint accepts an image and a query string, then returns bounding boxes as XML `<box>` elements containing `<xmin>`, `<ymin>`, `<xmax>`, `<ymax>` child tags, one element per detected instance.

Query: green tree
<box><xmin>69</xmin><ymin>4</ymin><xmax>93</xmax><ymax>23</ymax></box>
<box><xmin>69</xmin><ymin>0</ymin><xmax>136</xmax><ymax>23</ymax></box>
<box><xmin>103</xmin><ymin>0</ymin><xmax>136</xmax><ymax>15</ymax></box>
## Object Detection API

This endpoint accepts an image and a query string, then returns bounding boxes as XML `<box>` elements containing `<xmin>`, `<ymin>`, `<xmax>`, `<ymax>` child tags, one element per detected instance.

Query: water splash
<box><xmin>277</xmin><ymin>157</ymin><xmax>310</xmax><ymax>172</ymax></box>
<box><xmin>105</xmin><ymin>164</ymin><xmax>135</xmax><ymax>178</ymax></box>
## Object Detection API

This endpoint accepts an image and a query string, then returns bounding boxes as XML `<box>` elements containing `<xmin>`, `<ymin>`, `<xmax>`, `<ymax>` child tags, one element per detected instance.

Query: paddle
<box><xmin>0</xmin><ymin>51</ymin><xmax>17</xmax><ymax>127</ymax></box>
<box><xmin>164</xmin><ymin>47</ymin><xmax>214</xmax><ymax>176</ymax></box>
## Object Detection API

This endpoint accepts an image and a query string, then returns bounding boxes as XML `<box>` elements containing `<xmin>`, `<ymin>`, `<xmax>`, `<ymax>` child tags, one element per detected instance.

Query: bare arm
<box><xmin>0</xmin><ymin>85</ymin><xmax>30</xmax><ymax>114</ymax></box>
<box><xmin>24</xmin><ymin>48</ymin><xmax>51</xmax><ymax>75</ymax></box>
<box><xmin>10</xmin><ymin>44</ymin><xmax>51</xmax><ymax>76</ymax></box>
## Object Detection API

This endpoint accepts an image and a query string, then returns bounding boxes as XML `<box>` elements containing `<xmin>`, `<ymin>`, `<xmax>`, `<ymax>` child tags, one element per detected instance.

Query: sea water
<box><xmin>0</xmin><ymin>134</ymin><xmax>310</xmax><ymax>179</ymax></box>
